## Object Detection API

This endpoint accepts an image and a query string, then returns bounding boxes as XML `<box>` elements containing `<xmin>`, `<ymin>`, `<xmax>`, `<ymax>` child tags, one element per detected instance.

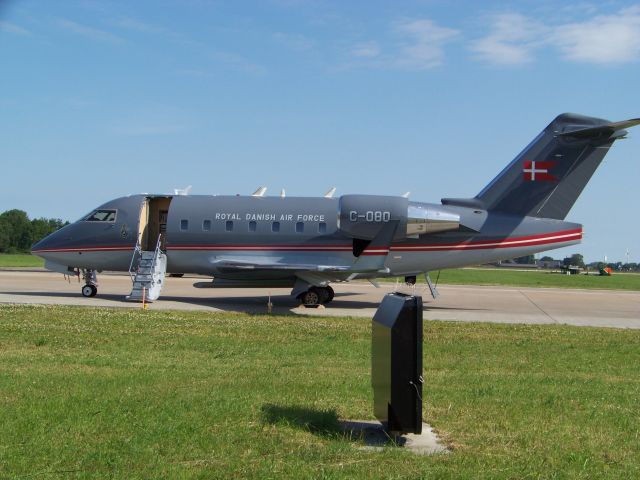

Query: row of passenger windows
<box><xmin>180</xmin><ymin>219</ymin><xmax>328</xmax><ymax>234</ymax></box>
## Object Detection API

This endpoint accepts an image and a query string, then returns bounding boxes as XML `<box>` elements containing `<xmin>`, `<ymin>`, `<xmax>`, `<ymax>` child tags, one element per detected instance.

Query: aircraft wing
<box><xmin>210</xmin><ymin>257</ymin><xmax>355</xmax><ymax>272</ymax></box>
<box><xmin>210</xmin><ymin>221</ymin><xmax>400</xmax><ymax>275</ymax></box>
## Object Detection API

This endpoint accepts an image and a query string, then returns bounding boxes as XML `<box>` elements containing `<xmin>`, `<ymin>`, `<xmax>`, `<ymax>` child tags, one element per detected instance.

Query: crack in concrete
<box><xmin>519</xmin><ymin>290</ymin><xmax>559</xmax><ymax>324</ymax></box>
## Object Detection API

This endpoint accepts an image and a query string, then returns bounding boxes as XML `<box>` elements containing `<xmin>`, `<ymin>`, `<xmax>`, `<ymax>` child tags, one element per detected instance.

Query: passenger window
<box><xmin>203</xmin><ymin>219</ymin><xmax>211</xmax><ymax>231</ymax></box>
<box><xmin>84</xmin><ymin>209</ymin><xmax>117</xmax><ymax>222</ymax></box>
<box><xmin>249</xmin><ymin>221</ymin><xmax>257</xmax><ymax>232</ymax></box>
<box><xmin>226</xmin><ymin>221</ymin><xmax>233</xmax><ymax>232</ymax></box>
<box><xmin>319</xmin><ymin>222</ymin><xmax>327</xmax><ymax>233</ymax></box>
<box><xmin>180</xmin><ymin>219</ymin><xmax>189</xmax><ymax>231</ymax></box>
<box><xmin>272</xmin><ymin>221</ymin><xmax>280</xmax><ymax>232</ymax></box>
<box><xmin>295</xmin><ymin>222</ymin><xmax>304</xmax><ymax>233</ymax></box>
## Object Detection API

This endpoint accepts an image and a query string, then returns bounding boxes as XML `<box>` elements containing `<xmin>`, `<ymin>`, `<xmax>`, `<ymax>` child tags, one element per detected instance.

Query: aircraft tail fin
<box><xmin>442</xmin><ymin>113</ymin><xmax>640</xmax><ymax>220</ymax></box>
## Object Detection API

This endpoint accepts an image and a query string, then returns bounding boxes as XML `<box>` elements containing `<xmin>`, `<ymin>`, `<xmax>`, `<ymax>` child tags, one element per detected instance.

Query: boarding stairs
<box><xmin>126</xmin><ymin>235</ymin><xmax>167</xmax><ymax>302</ymax></box>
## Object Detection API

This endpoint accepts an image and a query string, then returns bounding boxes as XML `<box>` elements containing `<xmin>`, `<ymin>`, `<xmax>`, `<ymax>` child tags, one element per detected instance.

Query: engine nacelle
<box><xmin>406</xmin><ymin>203</ymin><xmax>460</xmax><ymax>235</ymax></box>
<box><xmin>338</xmin><ymin>195</ymin><xmax>408</xmax><ymax>241</ymax></box>
<box><xmin>338</xmin><ymin>195</ymin><xmax>461</xmax><ymax>240</ymax></box>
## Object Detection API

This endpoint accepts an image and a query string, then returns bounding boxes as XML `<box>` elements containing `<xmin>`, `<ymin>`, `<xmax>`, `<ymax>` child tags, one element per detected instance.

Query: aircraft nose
<box><xmin>31</xmin><ymin>232</ymin><xmax>58</xmax><ymax>260</ymax></box>
<box><xmin>31</xmin><ymin>226</ymin><xmax>72</xmax><ymax>258</ymax></box>
<box><xmin>31</xmin><ymin>236</ymin><xmax>49</xmax><ymax>253</ymax></box>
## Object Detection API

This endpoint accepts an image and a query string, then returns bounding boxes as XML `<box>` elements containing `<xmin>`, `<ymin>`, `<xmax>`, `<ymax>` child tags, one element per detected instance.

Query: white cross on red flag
<box><xmin>523</xmin><ymin>160</ymin><xmax>557</xmax><ymax>182</ymax></box>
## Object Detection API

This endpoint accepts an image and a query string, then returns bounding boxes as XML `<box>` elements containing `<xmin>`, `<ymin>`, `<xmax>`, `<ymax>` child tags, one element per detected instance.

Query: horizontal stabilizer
<box><xmin>557</xmin><ymin>117</ymin><xmax>640</xmax><ymax>139</ymax></box>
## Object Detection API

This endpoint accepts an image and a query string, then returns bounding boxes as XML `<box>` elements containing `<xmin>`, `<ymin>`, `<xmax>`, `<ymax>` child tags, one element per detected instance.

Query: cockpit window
<box><xmin>83</xmin><ymin>209</ymin><xmax>117</xmax><ymax>222</ymax></box>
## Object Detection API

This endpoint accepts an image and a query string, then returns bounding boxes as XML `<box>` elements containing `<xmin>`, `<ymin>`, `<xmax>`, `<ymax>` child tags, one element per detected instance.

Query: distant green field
<box><xmin>1</xmin><ymin>305</ymin><xmax>639</xmax><ymax>479</ymax></box>
<box><xmin>0</xmin><ymin>253</ymin><xmax>44</xmax><ymax>267</ymax></box>
<box><xmin>1</xmin><ymin>253</ymin><xmax>638</xmax><ymax>291</ymax></box>
<box><xmin>410</xmin><ymin>268</ymin><xmax>640</xmax><ymax>291</ymax></box>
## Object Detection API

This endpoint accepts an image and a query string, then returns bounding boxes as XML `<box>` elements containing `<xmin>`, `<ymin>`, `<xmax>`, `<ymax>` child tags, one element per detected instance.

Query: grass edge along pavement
<box><xmin>1</xmin><ymin>253</ymin><xmax>639</xmax><ymax>291</ymax></box>
<box><xmin>0</xmin><ymin>253</ymin><xmax>44</xmax><ymax>268</ymax></box>
<box><xmin>1</xmin><ymin>304</ymin><xmax>639</xmax><ymax>479</ymax></box>
<box><xmin>392</xmin><ymin>267</ymin><xmax>640</xmax><ymax>291</ymax></box>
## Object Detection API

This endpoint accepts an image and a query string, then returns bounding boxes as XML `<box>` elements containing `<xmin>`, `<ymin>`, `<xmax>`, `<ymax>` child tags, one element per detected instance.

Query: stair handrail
<box><xmin>149</xmin><ymin>233</ymin><xmax>163</xmax><ymax>284</ymax></box>
<box><xmin>128</xmin><ymin>236</ymin><xmax>143</xmax><ymax>283</ymax></box>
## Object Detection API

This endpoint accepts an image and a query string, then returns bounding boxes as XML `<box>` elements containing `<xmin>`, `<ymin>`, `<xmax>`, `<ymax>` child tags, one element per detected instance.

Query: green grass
<box><xmin>418</xmin><ymin>268</ymin><xmax>640</xmax><ymax>290</ymax></box>
<box><xmin>1</xmin><ymin>305</ymin><xmax>639</xmax><ymax>479</ymax></box>
<box><xmin>0</xmin><ymin>253</ymin><xmax>44</xmax><ymax>267</ymax></box>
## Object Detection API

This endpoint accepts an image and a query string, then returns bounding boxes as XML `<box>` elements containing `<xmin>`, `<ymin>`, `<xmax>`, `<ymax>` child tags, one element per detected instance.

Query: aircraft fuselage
<box><xmin>32</xmin><ymin>193</ymin><xmax>581</xmax><ymax>280</ymax></box>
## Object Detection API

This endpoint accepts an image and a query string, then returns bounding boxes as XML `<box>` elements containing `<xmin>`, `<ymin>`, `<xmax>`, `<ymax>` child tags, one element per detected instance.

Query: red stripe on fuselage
<box><xmin>31</xmin><ymin>245</ymin><xmax>134</xmax><ymax>254</ymax></box>
<box><xmin>390</xmin><ymin>228</ymin><xmax>582</xmax><ymax>251</ymax></box>
<box><xmin>31</xmin><ymin>229</ymin><xmax>582</xmax><ymax>255</ymax></box>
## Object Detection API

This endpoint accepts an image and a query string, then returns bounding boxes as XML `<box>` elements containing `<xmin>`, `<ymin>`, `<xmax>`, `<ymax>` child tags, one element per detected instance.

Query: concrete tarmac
<box><xmin>0</xmin><ymin>269</ymin><xmax>638</xmax><ymax>329</ymax></box>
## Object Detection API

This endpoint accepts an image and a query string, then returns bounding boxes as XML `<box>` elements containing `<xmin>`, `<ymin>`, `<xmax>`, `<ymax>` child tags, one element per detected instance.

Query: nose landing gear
<box><xmin>81</xmin><ymin>269</ymin><xmax>98</xmax><ymax>297</ymax></box>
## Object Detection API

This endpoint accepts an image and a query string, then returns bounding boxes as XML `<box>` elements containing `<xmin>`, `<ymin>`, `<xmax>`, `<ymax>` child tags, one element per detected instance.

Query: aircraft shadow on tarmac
<box><xmin>5</xmin><ymin>290</ymin><xmax>487</xmax><ymax>314</ymax></box>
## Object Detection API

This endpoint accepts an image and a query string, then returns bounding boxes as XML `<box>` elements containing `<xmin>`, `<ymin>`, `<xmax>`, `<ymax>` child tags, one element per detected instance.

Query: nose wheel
<box><xmin>82</xmin><ymin>284</ymin><xmax>98</xmax><ymax>297</ymax></box>
<box><xmin>81</xmin><ymin>269</ymin><xmax>98</xmax><ymax>297</ymax></box>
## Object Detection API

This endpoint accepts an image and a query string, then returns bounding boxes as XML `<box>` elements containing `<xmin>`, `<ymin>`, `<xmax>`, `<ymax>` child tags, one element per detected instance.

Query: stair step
<box><xmin>128</xmin><ymin>248</ymin><xmax>167</xmax><ymax>302</ymax></box>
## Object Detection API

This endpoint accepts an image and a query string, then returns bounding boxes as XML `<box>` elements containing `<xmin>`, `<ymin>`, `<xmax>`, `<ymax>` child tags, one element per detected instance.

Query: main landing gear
<box><xmin>81</xmin><ymin>269</ymin><xmax>98</xmax><ymax>297</ymax></box>
<box><xmin>298</xmin><ymin>286</ymin><xmax>335</xmax><ymax>307</ymax></box>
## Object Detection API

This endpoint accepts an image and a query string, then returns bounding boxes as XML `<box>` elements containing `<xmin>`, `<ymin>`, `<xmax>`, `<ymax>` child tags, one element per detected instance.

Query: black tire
<box><xmin>316</xmin><ymin>286</ymin><xmax>335</xmax><ymax>304</ymax></box>
<box><xmin>299</xmin><ymin>288</ymin><xmax>321</xmax><ymax>306</ymax></box>
<box><xmin>82</xmin><ymin>285</ymin><xmax>96</xmax><ymax>297</ymax></box>
<box><xmin>324</xmin><ymin>286</ymin><xmax>335</xmax><ymax>303</ymax></box>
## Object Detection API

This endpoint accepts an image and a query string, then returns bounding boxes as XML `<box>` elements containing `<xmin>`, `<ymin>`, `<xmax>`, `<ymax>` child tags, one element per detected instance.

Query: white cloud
<box><xmin>552</xmin><ymin>6</ymin><xmax>640</xmax><ymax>64</ymax></box>
<box><xmin>470</xmin><ymin>13</ymin><xmax>546</xmax><ymax>65</ymax></box>
<box><xmin>0</xmin><ymin>21</ymin><xmax>31</xmax><ymax>35</ymax></box>
<box><xmin>472</xmin><ymin>7</ymin><xmax>640</xmax><ymax>66</ymax></box>
<box><xmin>393</xmin><ymin>19</ymin><xmax>460</xmax><ymax>69</ymax></box>
<box><xmin>56</xmin><ymin>18</ymin><xmax>123</xmax><ymax>44</ymax></box>
<box><xmin>347</xmin><ymin>18</ymin><xmax>458</xmax><ymax>70</ymax></box>
<box><xmin>351</xmin><ymin>41</ymin><xmax>380</xmax><ymax>58</ymax></box>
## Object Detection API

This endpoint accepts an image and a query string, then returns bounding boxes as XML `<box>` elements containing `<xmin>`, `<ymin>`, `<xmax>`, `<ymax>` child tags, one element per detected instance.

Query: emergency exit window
<box><xmin>249</xmin><ymin>221</ymin><xmax>257</xmax><ymax>232</ymax></box>
<box><xmin>226</xmin><ymin>221</ymin><xmax>233</xmax><ymax>232</ymax></box>
<box><xmin>295</xmin><ymin>222</ymin><xmax>304</xmax><ymax>233</ymax></box>
<box><xmin>180</xmin><ymin>219</ymin><xmax>189</xmax><ymax>231</ymax></box>
<box><xmin>203</xmin><ymin>220</ymin><xmax>211</xmax><ymax>231</ymax></box>
<box><xmin>319</xmin><ymin>222</ymin><xmax>327</xmax><ymax>233</ymax></box>
<box><xmin>272</xmin><ymin>222</ymin><xmax>280</xmax><ymax>232</ymax></box>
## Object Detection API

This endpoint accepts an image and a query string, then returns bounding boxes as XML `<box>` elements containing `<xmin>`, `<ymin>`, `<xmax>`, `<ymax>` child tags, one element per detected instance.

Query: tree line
<box><xmin>0</xmin><ymin>209</ymin><xmax>68</xmax><ymax>253</ymax></box>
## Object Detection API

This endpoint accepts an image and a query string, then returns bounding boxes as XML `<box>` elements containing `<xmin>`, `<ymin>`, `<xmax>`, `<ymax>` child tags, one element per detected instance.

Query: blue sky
<box><xmin>1</xmin><ymin>0</ymin><xmax>638</xmax><ymax>262</ymax></box>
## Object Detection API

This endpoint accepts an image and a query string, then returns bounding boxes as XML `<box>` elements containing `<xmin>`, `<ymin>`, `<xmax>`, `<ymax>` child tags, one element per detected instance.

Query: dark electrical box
<box><xmin>371</xmin><ymin>293</ymin><xmax>423</xmax><ymax>434</ymax></box>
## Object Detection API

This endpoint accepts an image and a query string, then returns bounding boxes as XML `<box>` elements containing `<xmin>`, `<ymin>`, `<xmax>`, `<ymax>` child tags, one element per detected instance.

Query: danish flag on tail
<box><xmin>523</xmin><ymin>160</ymin><xmax>557</xmax><ymax>182</ymax></box>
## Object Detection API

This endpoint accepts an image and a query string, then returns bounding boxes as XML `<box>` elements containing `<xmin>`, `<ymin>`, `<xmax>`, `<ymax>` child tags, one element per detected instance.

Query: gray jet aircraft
<box><xmin>32</xmin><ymin>113</ymin><xmax>639</xmax><ymax>305</ymax></box>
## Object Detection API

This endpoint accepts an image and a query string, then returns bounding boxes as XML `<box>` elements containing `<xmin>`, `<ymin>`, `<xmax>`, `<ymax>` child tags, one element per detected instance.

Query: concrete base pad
<box><xmin>340</xmin><ymin>420</ymin><xmax>448</xmax><ymax>455</ymax></box>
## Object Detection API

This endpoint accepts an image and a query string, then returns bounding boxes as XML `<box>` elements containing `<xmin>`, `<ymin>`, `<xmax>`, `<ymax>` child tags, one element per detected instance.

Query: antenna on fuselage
<box><xmin>280</xmin><ymin>189</ymin><xmax>286</xmax><ymax>198</ymax></box>
<box><xmin>174</xmin><ymin>185</ymin><xmax>192</xmax><ymax>195</ymax></box>
<box><xmin>324</xmin><ymin>187</ymin><xmax>336</xmax><ymax>198</ymax></box>
<box><xmin>252</xmin><ymin>186</ymin><xmax>267</xmax><ymax>197</ymax></box>
<box><xmin>401</xmin><ymin>191</ymin><xmax>410</xmax><ymax>198</ymax></box>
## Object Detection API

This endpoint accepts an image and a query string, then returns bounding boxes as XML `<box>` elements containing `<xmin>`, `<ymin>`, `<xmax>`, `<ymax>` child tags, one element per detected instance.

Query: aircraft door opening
<box><xmin>138</xmin><ymin>197</ymin><xmax>172</xmax><ymax>251</ymax></box>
